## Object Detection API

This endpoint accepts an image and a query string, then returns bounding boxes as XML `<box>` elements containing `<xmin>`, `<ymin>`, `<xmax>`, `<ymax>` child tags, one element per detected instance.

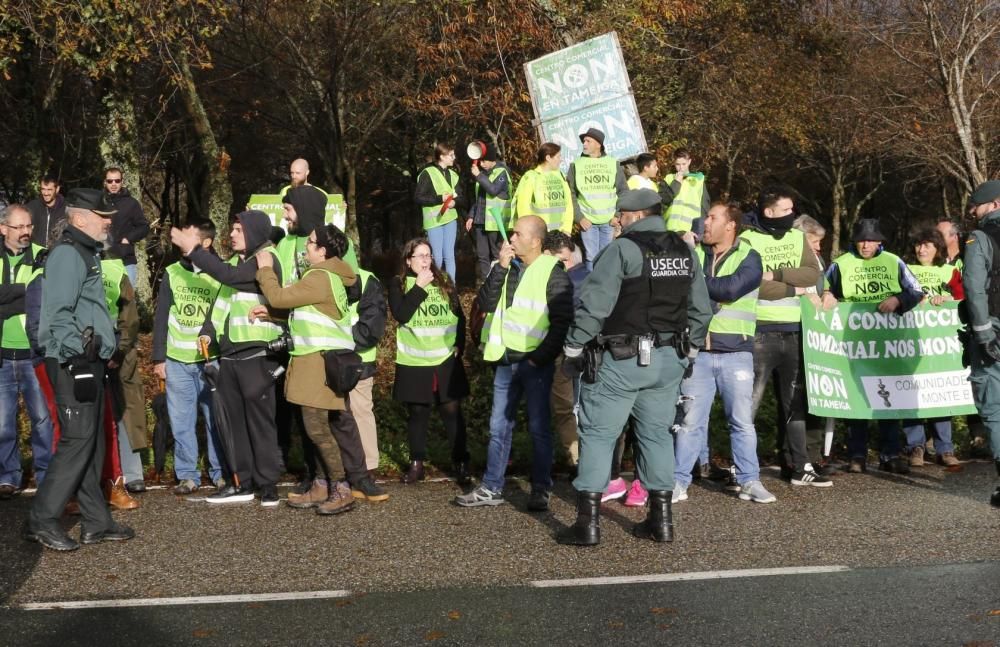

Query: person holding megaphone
<box><xmin>465</xmin><ymin>140</ymin><xmax>512</xmax><ymax>282</ymax></box>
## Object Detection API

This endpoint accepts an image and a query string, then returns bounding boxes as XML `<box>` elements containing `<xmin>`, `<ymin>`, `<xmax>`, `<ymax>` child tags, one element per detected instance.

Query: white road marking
<box><xmin>530</xmin><ymin>565</ymin><xmax>850</xmax><ymax>588</ymax></box>
<box><xmin>20</xmin><ymin>590</ymin><xmax>352</xmax><ymax>611</ymax></box>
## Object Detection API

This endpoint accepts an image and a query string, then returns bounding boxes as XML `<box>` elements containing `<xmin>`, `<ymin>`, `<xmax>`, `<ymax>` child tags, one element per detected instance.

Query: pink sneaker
<box><xmin>624</xmin><ymin>479</ymin><xmax>648</xmax><ymax>507</ymax></box>
<box><xmin>601</xmin><ymin>477</ymin><xmax>628</xmax><ymax>502</ymax></box>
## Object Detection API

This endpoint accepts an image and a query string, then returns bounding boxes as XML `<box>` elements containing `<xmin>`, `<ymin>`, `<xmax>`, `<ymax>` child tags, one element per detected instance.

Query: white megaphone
<box><xmin>467</xmin><ymin>140</ymin><xmax>488</xmax><ymax>167</ymax></box>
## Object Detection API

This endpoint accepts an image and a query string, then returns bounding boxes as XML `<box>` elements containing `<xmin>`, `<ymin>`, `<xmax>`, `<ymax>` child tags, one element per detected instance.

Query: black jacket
<box><xmin>351</xmin><ymin>272</ymin><xmax>387</xmax><ymax>379</ymax></box>
<box><xmin>476</xmin><ymin>257</ymin><xmax>573</xmax><ymax>366</ymax></box>
<box><xmin>104</xmin><ymin>187</ymin><xmax>150</xmax><ymax>265</ymax></box>
<box><xmin>26</xmin><ymin>195</ymin><xmax>66</xmax><ymax>247</ymax></box>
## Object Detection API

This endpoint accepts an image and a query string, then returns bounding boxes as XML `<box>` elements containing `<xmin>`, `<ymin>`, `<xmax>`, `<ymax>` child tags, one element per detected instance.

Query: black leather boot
<box><xmin>556</xmin><ymin>491</ymin><xmax>601</xmax><ymax>546</ymax></box>
<box><xmin>992</xmin><ymin>460</ymin><xmax>1000</xmax><ymax>508</ymax></box>
<box><xmin>452</xmin><ymin>461</ymin><xmax>471</xmax><ymax>486</ymax></box>
<box><xmin>634</xmin><ymin>490</ymin><xmax>674</xmax><ymax>542</ymax></box>
<box><xmin>402</xmin><ymin>460</ymin><xmax>425</xmax><ymax>484</ymax></box>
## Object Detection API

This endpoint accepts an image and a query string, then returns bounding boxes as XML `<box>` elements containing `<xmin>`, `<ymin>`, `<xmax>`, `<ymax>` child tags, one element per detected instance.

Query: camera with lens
<box><xmin>266</xmin><ymin>332</ymin><xmax>295</xmax><ymax>354</ymax></box>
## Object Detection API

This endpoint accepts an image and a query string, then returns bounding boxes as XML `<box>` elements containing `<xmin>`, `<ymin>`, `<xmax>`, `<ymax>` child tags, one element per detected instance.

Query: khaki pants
<box><xmin>352</xmin><ymin>377</ymin><xmax>379</xmax><ymax>470</ymax></box>
<box><xmin>551</xmin><ymin>354</ymin><xmax>578</xmax><ymax>466</ymax></box>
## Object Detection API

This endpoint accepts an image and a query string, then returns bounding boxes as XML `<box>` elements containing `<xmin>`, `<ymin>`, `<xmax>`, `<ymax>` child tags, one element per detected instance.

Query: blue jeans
<box><xmin>902</xmin><ymin>418</ymin><xmax>953</xmax><ymax>454</ymax></box>
<box><xmin>125</xmin><ymin>264</ymin><xmax>138</xmax><ymax>287</ymax></box>
<box><xmin>166</xmin><ymin>359</ymin><xmax>223</xmax><ymax>483</ymax></box>
<box><xmin>427</xmin><ymin>220</ymin><xmax>458</xmax><ymax>285</ymax></box>
<box><xmin>482</xmin><ymin>360</ymin><xmax>554</xmax><ymax>492</ymax></box>
<box><xmin>116</xmin><ymin>419</ymin><xmax>145</xmax><ymax>484</ymax></box>
<box><xmin>0</xmin><ymin>358</ymin><xmax>54</xmax><ymax>486</ymax></box>
<box><xmin>674</xmin><ymin>352</ymin><xmax>759</xmax><ymax>488</ymax></box>
<box><xmin>848</xmin><ymin>420</ymin><xmax>901</xmax><ymax>461</ymax></box>
<box><xmin>580</xmin><ymin>223</ymin><xmax>614</xmax><ymax>271</ymax></box>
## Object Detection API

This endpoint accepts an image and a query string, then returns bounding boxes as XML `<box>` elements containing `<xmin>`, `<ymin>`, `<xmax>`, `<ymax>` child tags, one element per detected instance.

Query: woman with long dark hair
<box><xmin>389</xmin><ymin>238</ymin><xmax>471</xmax><ymax>484</ymax></box>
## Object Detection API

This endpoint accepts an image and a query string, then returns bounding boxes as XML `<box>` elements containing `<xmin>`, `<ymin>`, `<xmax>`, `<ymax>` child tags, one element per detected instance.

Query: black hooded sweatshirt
<box><xmin>190</xmin><ymin>210</ymin><xmax>284</xmax><ymax>357</ymax></box>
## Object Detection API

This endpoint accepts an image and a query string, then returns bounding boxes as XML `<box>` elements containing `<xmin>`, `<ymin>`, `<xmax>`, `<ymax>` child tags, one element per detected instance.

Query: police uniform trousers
<box><xmin>29</xmin><ymin>359</ymin><xmax>114</xmax><ymax>535</ymax></box>
<box><xmin>218</xmin><ymin>354</ymin><xmax>282</xmax><ymax>487</ymax></box>
<box><xmin>574</xmin><ymin>345</ymin><xmax>686</xmax><ymax>493</ymax></box>
<box><xmin>968</xmin><ymin>344</ymin><xmax>1000</xmax><ymax>463</ymax></box>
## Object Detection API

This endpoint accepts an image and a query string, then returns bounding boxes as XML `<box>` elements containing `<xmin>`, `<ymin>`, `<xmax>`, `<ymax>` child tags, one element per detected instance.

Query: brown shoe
<box><xmin>286</xmin><ymin>479</ymin><xmax>329</xmax><ymax>509</ymax></box>
<box><xmin>401</xmin><ymin>460</ymin><xmax>425</xmax><ymax>484</ymax></box>
<box><xmin>316</xmin><ymin>481</ymin><xmax>355</xmax><ymax>515</ymax></box>
<box><xmin>909</xmin><ymin>446</ymin><xmax>925</xmax><ymax>467</ymax></box>
<box><xmin>937</xmin><ymin>452</ymin><xmax>960</xmax><ymax>467</ymax></box>
<box><xmin>104</xmin><ymin>477</ymin><xmax>141</xmax><ymax>510</ymax></box>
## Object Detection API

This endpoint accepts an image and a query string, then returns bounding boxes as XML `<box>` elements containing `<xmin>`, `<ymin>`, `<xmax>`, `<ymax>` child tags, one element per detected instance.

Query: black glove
<box><xmin>67</xmin><ymin>355</ymin><xmax>98</xmax><ymax>402</ymax></box>
<box><xmin>981</xmin><ymin>340</ymin><xmax>1000</xmax><ymax>364</ymax></box>
<box><xmin>562</xmin><ymin>353</ymin><xmax>584</xmax><ymax>379</ymax></box>
<box><xmin>202</xmin><ymin>363</ymin><xmax>220</xmax><ymax>391</ymax></box>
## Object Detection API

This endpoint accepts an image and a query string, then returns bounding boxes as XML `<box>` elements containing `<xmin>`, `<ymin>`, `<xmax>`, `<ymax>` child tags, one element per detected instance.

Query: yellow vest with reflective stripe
<box><xmin>352</xmin><ymin>269</ymin><xmax>378</xmax><ymax>363</ymax></box>
<box><xmin>696</xmin><ymin>242</ymin><xmax>758</xmax><ymax>338</ymax></box>
<box><xmin>288</xmin><ymin>267</ymin><xmax>353</xmax><ymax>355</ymax></box>
<box><xmin>574</xmin><ymin>156</ymin><xmax>618</xmax><ymax>225</ymax></box>
<box><xmin>396</xmin><ymin>277</ymin><xmax>458</xmax><ymax>367</ymax></box>
<box><xmin>274</xmin><ymin>235</ymin><xmax>308</xmax><ymax>286</ymax></box>
<box><xmin>101</xmin><ymin>258</ymin><xmax>127</xmax><ymax>323</ymax></box>
<box><xmin>835</xmin><ymin>251</ymin><xmax>901</xmax><ymax>303</ymax></box>
<box><xmin>165</xmin><ymin>262</ymin><xmax>221</xmax><ymax>363</ymax></box>
<box><xmin>1</xmin><ymin>244</ymin><xmax>44</xmax><ymax>350</ymax></box>
<box><xmin>419</xmin><ymin>166</ymin><xmax>459</xmax><ymax>230</ymax></box>
<box><xmin>663</xmin><ymin>174</ymin><xmax>704</xmax><ymax>232</ymax></box>
<box><xmin>627</xmin><ymin>175</ymin><xmax>656</xmax><ymax>191</ymax></box>
<box><xmin>907</xmin><ymin>263</ymin><xmax>954</xmax><ymax>297</ymax></box>
<box><xmin>514</xmin><ymin>168</ymin><xmax>571</xmax><ymax>232</ymax></box>
<box><xmin>477</xmin><ymin>166</ymin><xmax>513</xmax><ymax>233</ymax></box>
<box><xmin>482</xmin><ymin>254</ymin><xmax>558</xmax><ymax>361</ymax></box>
<box><xmin>209</xmin><ymin>251</ymin><xmax>284</xmax><ymax>344</ymax></box>
<box><xmin>740</xmin><ymin>229</ymin><xmax>806</xmax><ymax>323</ymax></box>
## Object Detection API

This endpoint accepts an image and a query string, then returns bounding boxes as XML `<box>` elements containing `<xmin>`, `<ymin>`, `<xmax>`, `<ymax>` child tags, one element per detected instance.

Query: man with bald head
<box><xmin>279</xmin><ymin>158</ymin><xmax>329</xmax><ymax>199</ymax></box>
<box><xmin>456</xmin><ymin>215</ymin><xmax>573</xmax><ymax>510</ymax></box>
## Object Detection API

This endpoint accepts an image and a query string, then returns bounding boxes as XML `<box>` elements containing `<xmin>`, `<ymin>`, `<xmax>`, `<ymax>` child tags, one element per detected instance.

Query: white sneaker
<box><xmin>738</xmin><ymin>480</ymin><xmax>777</xmax><ymax>503</ymax></box>
<box><xmin>671</xmin><ymin>484</ymin><xmax>688</xmax><ymax>503</ymax></box>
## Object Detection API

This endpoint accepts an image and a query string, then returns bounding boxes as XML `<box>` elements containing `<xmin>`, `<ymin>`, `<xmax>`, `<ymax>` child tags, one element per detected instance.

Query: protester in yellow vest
<box><xmin>455</xmin><ymin>216</ymin><xmax>573</xmax><ymax>510</ymax></box>
<box><xmin>465</xmin><ymin>144</ymin><xmax>512</xmax><ymax>281</ymax></box>
<box><xmin>567</xmin><ymin>128</ymin><xmax>628</xmax><ymax>271</ymax></box>
<box><xmin>0</xmin><ymin>204</ymin><xmax>52</xmax><ymax>499</ymax></box>
<box><xmin>741</xmin><ymin>186</ymin><xmax>827</xmax><ymax>487</ymax></box>
<box><xmin>414</xmin><ymin>143</ymin><xmax>462</xmax><ymax>284</ymax></box>
<box><xmin>626</xmin><ymin>153</ymin><xmax>659</xmax><ymax>191</ymax></box>
<box><xmin>673</xmin><ymin>202</ymin><xmax>775</xmax><ymax>505</ymax></box>
<box><xmin>662</xmin><ymin>148</ymin><xmax>710</xmax><ymax>244</ymax></box>
<box><xmin>388</xmin><ymin>238</ymin><xmax>470</xmax><ymax>486</ymax></box>
<box><xmin>170</xmin><ymin>210</ymin><xmax>286</xmax><ymax>506</ymax></box>
<box><xmin>278</xmin><ymin>158</ymin><xmax>330</xmax><ymax>200</ymax></box>
<box><xmin>899</xmin><ymin>227</ymin><xmax>963</xmax><ymax>468</ymax></box>
<box><xmin>822</xmin><ymin>218</ymin><xmax>924</xmax><ymax>475</ymax></box>
<box><xmin>255</xmin><ymin>223</ymin><xmax>387</xmax><ymax>512</ymax></box>
<box><xmin>512</xmin><ymin>142</ymin><xmax>573</xmax><ymax>235</ymax></box>
<box><xmin>152</xmin><ymin>220</ymin><xmax>225</xmax><ymax>496</ymax></box>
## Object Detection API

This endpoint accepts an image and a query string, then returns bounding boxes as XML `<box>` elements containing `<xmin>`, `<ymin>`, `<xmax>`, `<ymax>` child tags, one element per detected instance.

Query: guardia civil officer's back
<box><xmin>558</xmin><ymin>189</ymin><xmax>711</xmax><ymax>546</ymax></box>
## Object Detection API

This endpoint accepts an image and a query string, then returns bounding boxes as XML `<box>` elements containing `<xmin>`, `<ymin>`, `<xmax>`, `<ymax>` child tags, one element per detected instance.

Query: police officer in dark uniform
<box><xmin>961</xmin><ymin>179</ymin><xmax>1000</xmax><ymax>507</ymax></box>
<box><xmin>27</xmin><ymin>188</ymin><xmax>135</xmax><ymax>551</ymax></box>
<box><xmin>558</xmin><ymin>189</ymin><xmax>712</xmax><ymax>545</ymax></box>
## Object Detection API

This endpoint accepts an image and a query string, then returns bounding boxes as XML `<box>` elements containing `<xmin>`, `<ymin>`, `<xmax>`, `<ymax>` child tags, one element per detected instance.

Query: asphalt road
<box><xmin>1</xmin><ymin>460</ymin><xmax>998</xmax><ymax>645</ymax></box>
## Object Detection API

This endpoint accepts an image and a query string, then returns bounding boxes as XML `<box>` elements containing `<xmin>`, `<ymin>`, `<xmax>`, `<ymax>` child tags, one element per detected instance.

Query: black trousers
<box><xmin>750</xmin><ymin>331</ymin><xmax>810</xmax><ymax>470</ymax></box>
<box><xmin>218</xmin><ymin>355</ymin><xmax>282</xmax><ymax>488</ymax></box>
<box><xmin>406</xmin><ymin>401</ymin><xmax>469</xmax><ymax>463</ymax></box>
<box><xmin>30</xmin><ymin>359</ymin><xmax>114</xmax><ymax>535</ymax></box>
<box><xmin>473</xmin><ymin>226</ymin><xmax>503</xmax><ymax>282</ymax></box>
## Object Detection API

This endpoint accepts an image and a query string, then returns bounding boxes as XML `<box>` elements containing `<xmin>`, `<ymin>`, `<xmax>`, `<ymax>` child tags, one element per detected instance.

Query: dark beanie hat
<box><xmin>481</xmin><ymin>145</ymin><xmax>497</xmax><ymax>162</ymax></box>
<box><xmin>851</xmin><ymin>218</ymin><xmax>887</xmax><ymax>243</ymax></box>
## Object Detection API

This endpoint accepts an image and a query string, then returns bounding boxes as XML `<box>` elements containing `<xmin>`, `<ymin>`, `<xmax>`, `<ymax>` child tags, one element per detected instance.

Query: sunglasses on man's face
<box><xmin>105</xmin><ymin>179</ymin><xmax>122</xmax><ymax>185</ymax></box>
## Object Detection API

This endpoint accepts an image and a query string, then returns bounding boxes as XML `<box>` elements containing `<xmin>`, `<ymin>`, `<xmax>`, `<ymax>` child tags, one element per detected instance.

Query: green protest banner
<box><xmin>801</xmin><ymin>299</ymin><xmax>975</xmax><ymax>419</ymax></box>
<box><xmin>247</xmin><ymin>193</ymin><xmax>346</xmax><ymax>232</ymax></box>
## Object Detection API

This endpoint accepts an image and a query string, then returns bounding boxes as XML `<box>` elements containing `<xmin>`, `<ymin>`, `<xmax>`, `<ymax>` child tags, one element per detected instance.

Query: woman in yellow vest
<box><xmin>512</xmin><ymin>142</ymin><xmax>574</xmax><ymax>234</ymax></box>
<box><xmin>389</xmin><ymin>238</ymin><xmax>470</xmax><ymax>485</ymax></box>
<box><xmin>414</xmin><ymin>144</ymin><xmax>461</xmax><ymax>285</ymax></box>
<box><xmin>901</xmin><ymin>227</ymin><xmax>963</xmax><ymax>468</ymax></box>
<box><xmin>255</xmin><ymin>224</ymin><xmax>387</xmax><ymax>513</ymax></box>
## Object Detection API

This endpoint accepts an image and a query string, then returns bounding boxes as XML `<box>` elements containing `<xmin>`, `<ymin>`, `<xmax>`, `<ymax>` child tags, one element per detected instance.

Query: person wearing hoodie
<box><xmin>152</xmin><ymin>220</ymin><xmax>225</xmax><ymax>496</ymax></box>
<box><xmin>170</xmin><ymin>210</ymin><xmax>285</xmax><ymax>506</ymax></box>
<box><xmin>741</xmin><ymin>186</ymin><xmax>829</xmax><ymax>488</ymax></box>
<box><xmin>465</xmin><ymin>145</ymin><xmax>512</xmax><ymax>281</ymax></box>
<box><xmin>255</xmin><ymin>224</ymin><xmax>386</xmax><ymax>514</ymax></box>
<box><xmin>103</xmin><ymin>168</ymin><xmax>149</xmax><ymax>287</ymax></box>
<box><xmin>26</xmin><ymin>174</ymin><xmax>66</xmax><ymax>247</ymax></box>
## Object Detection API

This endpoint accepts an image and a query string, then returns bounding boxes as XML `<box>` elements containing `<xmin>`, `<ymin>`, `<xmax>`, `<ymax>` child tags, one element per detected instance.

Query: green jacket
<box><xmin>39</xmin><ymin>225</ymin><xmax>116</xmax><ymax>362</ymax></box>
<box><xmin>963</xmin><ymin>208</ymin><xmax>1000</xmax><ymax>344</ymax></box>
<box><xmin>566</xmin><ymin>216</ymin><xmax>712</xmax><ymax>350</ymax></box>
